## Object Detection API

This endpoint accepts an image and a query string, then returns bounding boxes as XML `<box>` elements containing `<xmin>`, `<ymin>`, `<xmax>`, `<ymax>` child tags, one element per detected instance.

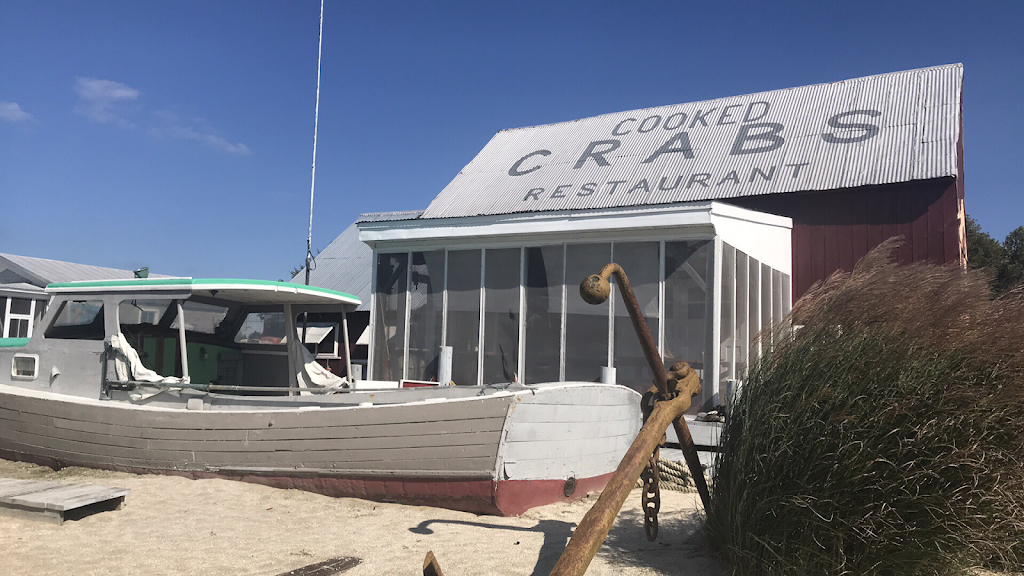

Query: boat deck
<box><xmin>0</xmin><ymin>478</ymin><xmax>129</xmax><ymax>525</ymax></box>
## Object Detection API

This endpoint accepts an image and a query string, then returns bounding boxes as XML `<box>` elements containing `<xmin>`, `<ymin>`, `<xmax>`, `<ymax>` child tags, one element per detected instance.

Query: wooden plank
<box><xmin>0</xmin><ymin>479</ymin><xmax>59</xmax><ymax>499</ymax></box>
<box><xmin>43</xmin><ymin>488</ymin><xmax>129</xmax><ymax>511</ymax></box>
<box><xmin>1</xmin><ymin>389</ymin><xmax>513</xmax><ymax>431</ymax></box>
<box><xmin>2</xmin><ymin>428</ymin><xmax>188</xmax><ymax>463</ymax></box>
<box><xmin>517</xmin><ymin>385</ymin><xmax>637</xmax><ymax>406</ymax></box>
<box><xmin>244</xmin><ymin>417</ymin><xmax>506</xmax><ymax>442</ymax></box>
<box><xmin>4</xmin><ymin>418</ymin><xmax>150</xmax><ymax>450</ymax></box>
<box><xmin>148</xmin><ymin>430</ymin><xmax>503</xmax><ymax>453</ymax></box>
<box><xmin>504</xmin><ymin>418</ymin><xmax>638</xmax><ymax>443</ymax></box>
<box><xmin>503</xmin><ymin>451</ymin><xmax>623</xmax><ymax>481</ymax></box>
<box><xmin>4</xmin><ymin>410</ymin><xmax>506</xmax><ymax>456</ymax></box>
<box><xmin>0</xmin><ymin>406</ymin><xmax>55</xmax><ymax>428</ymax></box>
<box><xmin>47</xmin><ymin>414</ymin><xmax>506</xmax><ymax>443</ymax></box>
<box><xmin>0</xmin><ymin>479</ymin><xmax>129</xmax><ymax>512</ymax></box>
<box><xmin>194</xmin><ymin>443</ymin><xmax>499</xmax><ymax>466</ymax></box>
<box><xmin>503</xmin><ymin>439</ymin><xmax>630</xmax><ymax>462</ymax></box>
<box><xmin>214</xmin><ymin>456</ymin><xmax>497</xmax><ymax>474</ymax></box>
<box><xmin>510</xmin><ymin>403</ymin><xmax>637</xmax><ymax>424</ymax></box>
<box><xmin>11</xmin><ymin>484</ymin><xmax>104</xmax><ymax>510</ymax></box>
<box><xmin>137</xmin><ymin>396</ymin><xmax>514</xmax><ymax>430</ymax></box>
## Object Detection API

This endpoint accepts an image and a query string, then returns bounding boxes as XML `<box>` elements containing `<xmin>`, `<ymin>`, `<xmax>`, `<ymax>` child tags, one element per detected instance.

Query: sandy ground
<box><xmin>0</xmin><ymin>458</ymin><xmax>726</xmax><ymax>575</ymax></box>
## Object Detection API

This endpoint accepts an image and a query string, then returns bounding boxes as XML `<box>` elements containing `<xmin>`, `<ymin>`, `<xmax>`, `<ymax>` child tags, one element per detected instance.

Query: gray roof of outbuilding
<box><xmin>0</xmin><ymin>282</ymin><xmax>46</xmax><ymax>297</ymax></box>
<box><xmin>356</xmin><ymin>210</ymin><xmax>424</xmax><ymax>223</ymax></box>
<box><xmin>0</xmin><ymin>252</ymin><xmax>168</xmax><ymax>287</ymax></box>
<box><xmin>421</xmin><ymin>64</ymin><xmax>963</xmax><ymax>219</ymax></box>
<box><xmin>291</xmin><ymin>222</ymin><xmax>374</xmax><ymax>311</ymax></box>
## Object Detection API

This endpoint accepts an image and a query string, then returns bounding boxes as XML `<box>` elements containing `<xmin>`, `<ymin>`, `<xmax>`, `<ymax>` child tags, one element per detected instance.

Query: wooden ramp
<box><xmin>0</xmin><ymin>478</ymin><xmax>129</xmax><ymax>525</ymax></box>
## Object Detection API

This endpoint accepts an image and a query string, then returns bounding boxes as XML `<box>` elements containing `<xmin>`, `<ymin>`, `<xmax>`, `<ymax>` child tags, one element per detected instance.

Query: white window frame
<box><xmin>3</xmin><ymin>298</ymin><xmax>35</xmax><ymax>339</ymax></box>
<box><xmin>11</xmin><ymin>353</ymin><xmax>39</xmax><ymax>380</ymax></box>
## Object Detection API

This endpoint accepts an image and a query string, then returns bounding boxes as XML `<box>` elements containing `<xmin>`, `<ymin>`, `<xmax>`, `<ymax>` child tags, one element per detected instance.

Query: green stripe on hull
<box><xmin>0</xmin><ymin>338</ymin><xmax>30</xmax><ymax>348</ymax></box>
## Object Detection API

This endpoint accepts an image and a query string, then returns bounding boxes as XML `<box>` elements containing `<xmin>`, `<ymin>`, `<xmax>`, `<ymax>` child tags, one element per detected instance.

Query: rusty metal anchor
<box><xmin>424</xmin><ymin>262</ymin><xmax>711</xmax><ymax>576</ymax></box>
<box><xmin>578</xmin><ymin>263</ymin><xmax>712</xmax><ymax>513</ymax></box>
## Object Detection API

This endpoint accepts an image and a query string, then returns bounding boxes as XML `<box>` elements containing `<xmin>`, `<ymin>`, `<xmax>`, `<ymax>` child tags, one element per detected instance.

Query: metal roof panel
<box><xmin>420</xmin><ymin>64</ymin><xmax>962</xmax><ymax>219</ymax></box>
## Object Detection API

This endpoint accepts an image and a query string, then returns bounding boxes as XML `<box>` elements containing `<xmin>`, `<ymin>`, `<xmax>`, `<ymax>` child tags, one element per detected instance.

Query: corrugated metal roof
<box><xmin>0</xmin><ymin>252</ymin><xmax>169</xmax><ymax>287</ymax></box>
<box><xmin>421</xmin><ymin>64</ymin><xmax>963</xmax><ymax>219</ymax></box>
<box><xmin>356</xmin><ymin>210</ymin><xmax>424</xmax><ymax>223</ymax></box>
<box><xmin>291</xmin><ymin>222</ymin><xmax>374</xmax><ymax>311</ymax></box>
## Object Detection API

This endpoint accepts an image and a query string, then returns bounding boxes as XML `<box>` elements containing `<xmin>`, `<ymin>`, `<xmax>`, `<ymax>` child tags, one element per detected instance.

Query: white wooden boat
<box><xmin>0</xmin><ymin>278</ymin><xmax>639</xmax><ymax>515</ymax></box>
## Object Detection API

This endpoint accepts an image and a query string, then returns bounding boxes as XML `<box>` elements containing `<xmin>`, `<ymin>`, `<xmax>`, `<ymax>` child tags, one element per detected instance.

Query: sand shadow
<box><xmin>597</xmin><ymin>502</ymin><xmax>727</xmax><ymax>574</ymax></box>
<box><xmin>410</xmin><ymin>518</ymin><xmax>574</xmax><ymax>576</ymax></box>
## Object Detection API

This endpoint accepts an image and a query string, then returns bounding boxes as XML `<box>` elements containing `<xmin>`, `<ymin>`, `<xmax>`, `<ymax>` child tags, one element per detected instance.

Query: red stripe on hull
<box><xmin>494</xmin><ymin>472</ymin><xmax>615</xmax><ymax>516</ymax></box>
<box><xmin>0</xmin><ymin>448</ymin><xmax>614</xmax><ymax>516</ymax></box>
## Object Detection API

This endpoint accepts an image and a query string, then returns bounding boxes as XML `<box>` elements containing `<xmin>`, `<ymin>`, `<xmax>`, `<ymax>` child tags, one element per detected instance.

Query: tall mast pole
<box><xmin>305</xmin><ymin>0</ymin><xmax>324</xmax><ymax>288</ymax></box>
<box><xmin>301</xmin><ymin>0</ymin><xmax>325</xmax><ymax>368</ymax></box>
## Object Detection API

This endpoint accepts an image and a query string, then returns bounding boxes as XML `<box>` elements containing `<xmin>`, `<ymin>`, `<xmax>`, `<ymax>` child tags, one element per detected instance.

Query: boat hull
<box><xmin>0</xmin><ymin>383</ymin><xmax>640</xmax><ymax>515</ymax></box>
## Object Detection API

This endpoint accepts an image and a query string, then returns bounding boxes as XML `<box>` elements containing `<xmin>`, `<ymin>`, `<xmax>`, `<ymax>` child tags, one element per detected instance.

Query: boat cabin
<box><xmin>0</xmin><ymin>279</ymin><xmax>360</xmax><ymax>399</ymax></box>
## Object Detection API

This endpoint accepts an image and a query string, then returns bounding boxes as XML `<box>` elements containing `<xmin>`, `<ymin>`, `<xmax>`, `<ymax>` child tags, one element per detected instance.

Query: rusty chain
<box><xmin>641</xmin><ymin>447</ymin><xmax>661</xmax><ymax>541</ymax></box>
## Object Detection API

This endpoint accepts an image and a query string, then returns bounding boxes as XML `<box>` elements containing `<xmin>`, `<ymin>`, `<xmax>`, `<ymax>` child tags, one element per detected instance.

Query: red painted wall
<box><xmin>728</xmin><ymin>176</ymin><xmax>965</xmax><ymax>302</ymax></box>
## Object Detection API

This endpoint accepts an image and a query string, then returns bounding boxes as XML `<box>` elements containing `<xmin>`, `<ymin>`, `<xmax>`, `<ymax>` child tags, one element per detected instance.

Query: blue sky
<box><xmin>1</xmin><ymin>1</ymin><xmax>1021</xmax><ymax>280</ymax></box>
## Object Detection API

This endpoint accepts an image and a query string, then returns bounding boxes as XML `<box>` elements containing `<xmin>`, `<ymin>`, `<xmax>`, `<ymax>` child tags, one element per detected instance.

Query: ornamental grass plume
<box><xmin>706</xmin><ymin>239</ymin><xmax>1024</xmax><ymax>576</ymax></box>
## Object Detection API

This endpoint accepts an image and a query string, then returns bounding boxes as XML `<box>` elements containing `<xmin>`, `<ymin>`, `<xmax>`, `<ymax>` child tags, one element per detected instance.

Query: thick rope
<box><xmin>636</xmin><ymin>459</ymin><xmax>696</xmax><ymax>492</ymax></box>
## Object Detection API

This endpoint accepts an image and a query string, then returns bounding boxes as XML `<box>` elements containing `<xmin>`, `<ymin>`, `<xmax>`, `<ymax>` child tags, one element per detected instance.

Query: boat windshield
<box><xmin>113</xmin><ymin>296</ymin><xmax>349</xmax><ymax>395</ymax></box>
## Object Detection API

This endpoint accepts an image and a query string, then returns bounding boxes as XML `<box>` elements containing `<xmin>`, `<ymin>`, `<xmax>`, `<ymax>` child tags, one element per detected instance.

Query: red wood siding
<box><xmin>729</xmin><ymin>176</ymin><xmax>964</xmax><ymax>302</ymax></box>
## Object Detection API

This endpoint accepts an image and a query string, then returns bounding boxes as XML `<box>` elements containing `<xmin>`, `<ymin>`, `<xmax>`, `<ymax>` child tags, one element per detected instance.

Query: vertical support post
<box><xmin>607</xmin><ymin>243</ymin><xmax>615</xmax><ymax>370</ymax></box>
<box><xmin>2</xmin><ymin>297</ymin><xmax>11</xmax><ymax>338</ymax></box>
<box><xmin>517</xmin><ymin>246</ymin><xmax>526</xmax><ymax>384</ymax></box>
<box><xmin>284</xmin><ymin>303</ymin><xmax>297</xmax><ymax>395</ymax></box>
<box><xmin>709</xmin><ymin>238</ymin><xmax>723</xmax><ymax>411</ymax></box>
<box><xmin>403</xmin><ymin>251</ymin><xmax>413</xmax><ymax>381</ymax></box>
<box><xmin>341</xmin><ymin>308</ymin><xmax>353</xmax><ymax>381</ymax></box>
<box><xmin>367</xmin><ymin>251</ymin><xmax>378</xmax><ymax>380</ymax></box>
<box><xmin>658</xmin><ymin>240</ymin><xmax>665</xmax><ymax>360</ymax></box>
<box><xmin>559</xmin><ymin>243</ymin><xmax>567</xmax><ymax>382</ymax></box>
<box><xmin>28</xmin><ymin>299</ymin><xmax>36</xmax><ymax>338</ymax></box>
<box><xmin>477</xmin><ymin>249</ymin><xmax>486</xmax><ymax>386</ymax></box>
<box><xmin>176</xmin><ymin>301</ymin><xmax>189</xmax><ymax>382</ymax></box>
<box><xmin>441</xmin><ymin>249</ymin><xmax>449</xmax><ymax>348</ymax></box>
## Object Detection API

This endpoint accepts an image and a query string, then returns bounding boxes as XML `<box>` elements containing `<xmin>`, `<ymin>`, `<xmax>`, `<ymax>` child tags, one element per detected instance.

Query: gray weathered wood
<box><xmin>0</xmin><ymin>477</ymin><xmax>129</xmax><ymax>524</ymax></box>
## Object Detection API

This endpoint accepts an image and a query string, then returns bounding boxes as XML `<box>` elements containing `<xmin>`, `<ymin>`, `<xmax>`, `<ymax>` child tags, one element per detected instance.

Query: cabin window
<box><xmin>445</xmin><ymin>249</ymin><xmax>481</xmax><ymax>386</ymax></box>
<box><xmin>372</xmin><ymin>253</ymin><xmax>408</xmax><ymax>381</ymax></box>
<box><xmin>406</xmin><ymin>250</ymin><xmax>444</xmax><ymax>382</ymax></box>
<box><xmin>11</xmin><ymin>354</ymin><xmax>38</xmax><ymax>380</ymax></box>
<box><xmin>118</xmin><ymin>300</ymin><xmax>171</xmax><ymax>328</ymax></box>
<box><xmin>299</xmin><ymin>322</ymin><xmax>340</xmax><ymax>358</ymax></box>
<box><xmin>45</xmin><ymin>300</ymin><xmax>105</xmax><ymax>340</ymax></box>
<box><xmin>482</xmin><ymin>248</ymin><xmax>521</xmax><ymax>384</ymax></box>
<box><xmin>564</xmin><ymin>243</ymin><xmax>611</xmax><ymax>382</ymax></box>
<box><xmin>234</xmin><ymin>312</ymin><xmax>286</xmax><ymax>344</ymax></box>
<box><xmin>117</xmin><ymin>299</ymin><xmax>188</xmax><ymax>375</ymax></box>
<box><xmin>171</xmin><ymin>301</ymin><xmax>229</xmax><ymax>335</ymax></box>
<box><xmin>524</xmin><ymin>245</ymin><xmax>563</xmax><ymax>384</ymax></box>
<box><xmin>663</xmin><ymin>240</ymin><xmax>711</xmax><ymax>380</ymax></box>
<box><xmin>3</xmin><ymin>297</ymin><xmax>34</xmax><ymax>338</ymax></box>
<box><xmin>612</xmin><ymin>242</ymin><xmax>661</xmax><ymax>393</ymax></box>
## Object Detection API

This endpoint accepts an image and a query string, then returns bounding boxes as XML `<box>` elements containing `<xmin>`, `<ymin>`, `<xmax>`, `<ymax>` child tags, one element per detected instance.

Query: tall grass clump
<box><xmin>706</xmin><ymin>240</ymin><xmax>1024</xmax><ymax>576</ymax></box>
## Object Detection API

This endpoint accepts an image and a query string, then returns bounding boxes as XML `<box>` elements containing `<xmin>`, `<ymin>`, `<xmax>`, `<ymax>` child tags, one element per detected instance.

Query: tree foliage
<box><xmin>966</xmin><ymin>216</ymin><xmax>1004</xmax><ymax>271</ymax></box>
<box><xmin>966</xmin><ymin>216</ymin><xmax>1024</xmax><ymax>295</ymax></box>
<box><xmin>997</xmin><ymin>226</ymin><xmax>1024</xmax><ymax>293</ymax></box>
